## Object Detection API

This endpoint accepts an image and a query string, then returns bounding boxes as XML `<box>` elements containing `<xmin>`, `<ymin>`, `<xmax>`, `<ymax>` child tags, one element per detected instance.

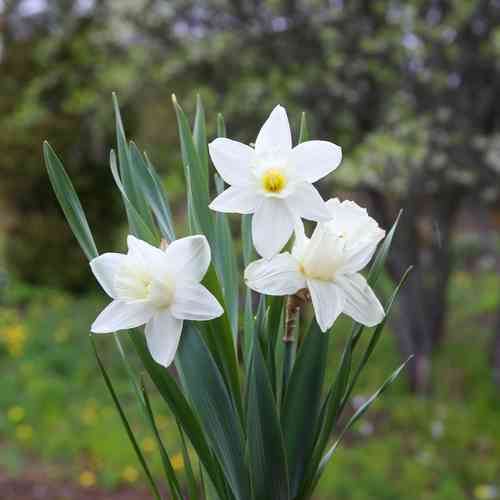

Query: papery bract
<box><xmin>245</xmin><ymin>198</ymin><xmax>385</xmax><ymax>332</ymax></box>
<box><xmin>90</xmin><ymin>235</ymin><xmax>223</xmax><ymax>367</ymax></box>
<box><xmin>208</xmin><ymin>105</ymin><xmax>342</xmax><ymax>258</ymax></box>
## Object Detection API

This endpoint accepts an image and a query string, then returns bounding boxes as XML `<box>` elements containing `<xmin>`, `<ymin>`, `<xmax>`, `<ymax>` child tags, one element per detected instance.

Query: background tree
<box><xmin>0</xmin><ymin>0</ymin><xmax>141</xmax><ymax>290</ymax></box>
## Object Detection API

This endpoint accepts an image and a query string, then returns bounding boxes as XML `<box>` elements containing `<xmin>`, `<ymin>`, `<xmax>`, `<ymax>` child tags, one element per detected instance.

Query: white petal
<box><xmin>291</xmin><ymin>220</ymin><xmax>310</xmax><ymax>261</ymax></box>
<box><xmin>341</xmin><ymin>241</ymin><xmax>381</xmax><ymax>274</ymax></box>
<box><xmin>164</xmin><ymin>235</ymin><xmax>211</xmax><ymax>282</ymax></box>
<box><xmin>170</xmin><ymin>282</ymin><xmax>224</xmax><ymax>320</ymax></box>
<box><xmin>307</xmin><ymin>279</ymin><xmax>344</xmax><ymax>332</ymax></box>
<box><xmin>145</xmin><ymin>310</ymin><xmax>183</xmax><ymax>367</ymax></box>
<box><xmin>255</xmin><ymin>105</ymin><xmax>292</xmax><ymax>156</ymax></box>
<box><xmin>252</xmin><ymin>198</ymin><xmax>294</xmax><ymax>258</ymax></box>
<box><xmin>127</xmin><ymin>235</ymin><xmax>167</xmax><ymax>275</ymax></box>
<box><xmin>91</xmin><ymin>300</ymin><xmax>155</xmax><ymax>333</ymax></box>
<box><xmin>90</xmin><ymin>253</ymin><xmax>127</xmax><ymax>298</ymax></box>
<box><xmin>208</xmin><ymin>138</ymin><xmax>256</xmax><ymax>186</ymax></box>
<box><xmin>290</xmin><ymin>140</ymin><xmax>342</xmax><ymax>182</ymax></box>
<box><xmin>286</xmin><ymin>183</ymin><xmax>331</xmax><ymax>222</ymax></box>
<box><xmin>209</xmin><ymin>186</ymin><xmax>262</xmax><ymax>214</ymax></box>
<box><xmin>336</xmin><ymin>273</ymin><xmax>385</xmax><ymax>327</ymax></box>
<box><xmin>244</xmin><ymin>253</ymin><xmax>306</xmax><ymax>296</ymax></box>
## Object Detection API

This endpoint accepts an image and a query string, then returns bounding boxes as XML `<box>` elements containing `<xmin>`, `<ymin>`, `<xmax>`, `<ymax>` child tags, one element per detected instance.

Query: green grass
<box><xmin>0</xmin><ymin>271</ymin><xmax>499</xmax><ymax>498</ymax></box>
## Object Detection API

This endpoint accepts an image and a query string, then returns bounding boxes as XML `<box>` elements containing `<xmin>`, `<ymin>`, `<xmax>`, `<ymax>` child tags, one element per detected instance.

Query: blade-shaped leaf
<box><xmin>141</xmin><ymin>382</ymin><xmax>183</xmax><ymax>500</ymax></box>
<box><xmin>217</xmin><ymin>113</ymin><xmax>227</xmax><ymax>138</ymax></box>
<box><xmin>318</xmin><ymin>357</ymin><xmax>412</xmax><ymax>471</ymax></box>
<box><xmin>176</xmin><ymin>323</ymin><xmax>250</xmax><ymax>500</ymax></box>
<box><xmin>194</xmin><ymin>94</ymin><xmax>209</xmax><ymax>173</ymax></box>
<box><xmin>43</xmin><ymin>142</ymin><xmax>98</xmax><ymax>260</ymax></box>
<box><xmin>112</xmin><ymin>93</ymin><xmax>153</xmax><ymax>228</ymax></box>
<box><xmin>128</xmin><ymin>143</ymin><xmax>176</xmax><ymax>242</ymax></box>
<box><xmin>213</xmin><ymin>174</ymin><xmax>239</xmax><ymax>339</ymax></box>
<box><xmin>367</xmin><ymin>210</ymin><xmax>402</xmax><ymax>286</ymax></box>
<box><xmin>281</xmin><ymin>320</ymin><xmax>329</xmax><ymax>497</ymax></box>
<box><xmin>298</xmin><ymin>112</ymin><xmax>309</xmax><ymax>144</ymax></box>
<box><xmin>172</xmin><ymin>95</ymin><xmax>212</xmax><ymax>240</ymax></box>
<box><xmin>91</xmin><ymin>336</ymin><xmax>162</xmax><ymax>500</ymax></box>
<box><xmin>110</xmin><ymin>150</ymin><xmax>158</xmax><ymax>244</ymax></box>
<box><xmin>129</xmin><ymin>331</ymin><xmax>227</xmax><ymax>497</ymax></box>
<box><xmin>143</xmin><ymin>153</ymin><xmax>176</xmax><ymax>241</ymax></box>
<box><xmin>178</xmin><ymin>421</ymin><xmax>199</xmax><ymax>500</ymax></box>
<box><xmin>246</xmin><ymin>342</ymin><xmax>289</xmax><ymax>500</ymax></box>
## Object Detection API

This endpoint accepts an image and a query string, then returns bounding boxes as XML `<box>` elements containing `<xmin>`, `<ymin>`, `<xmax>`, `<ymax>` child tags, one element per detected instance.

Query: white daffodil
<box><xmin>208</xmin><ymin>105</ymin><xmax>342</xmax><ymax>258</ymax></box>
<box><xmin>245</xmin><ymin>198</ymin><xmax>386</xmax><ymax>332</ymax></box>
<box><xmin>89</xmin><ymin>235</ymin><xmax>223</xmax><ymax>367</ymax></box>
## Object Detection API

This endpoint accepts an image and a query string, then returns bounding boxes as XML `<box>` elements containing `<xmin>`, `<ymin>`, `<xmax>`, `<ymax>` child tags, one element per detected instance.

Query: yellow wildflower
<box><xmin>142</xmin><ymin>437</ymin><xmax>156</xmax><ymax>453</ymax></box>
<box><xmin>122</xmin><ymin>465</ymin><xmax>139</xmax><ymax>483</ymax></box>
<box><xmin>171</xmin><ymin>452</ymin><xmax>184</xmax><ymax>471</ymax></box>
<box><xmin>7</xmin><ymin>406</ymin><xmax>25</xmax><ymax>423</ymax></box>
<box><xmin>79</xmin><ymin>470</ymin><xmax>96</xmax><ymax>488</ymax></box>
<box><xmin>2</xmin><ymin>324</ymin><xmax>27</xmax><ymax>357</ymax></box>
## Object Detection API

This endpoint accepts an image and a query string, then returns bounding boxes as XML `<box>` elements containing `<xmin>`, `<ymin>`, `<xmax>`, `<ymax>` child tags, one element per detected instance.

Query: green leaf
<box><xmin>201</xmin><ymin>264</ymin><xmax>243</xmax><ymax>419</ymax></box>
<box><xmin>129</xmin><ymin>143</ymin><xmax>176</xmax><ymax>242</ymax></box>
<box><xmin>110</xmin><ymin>150</ymin><xmax>158</xmax><ymax>245</ymax></box>
<box><xmin>176</xmin><ymin>323</ymin><xmax>250</xmax><ymax>500</ymax></box>
<box><xmin>43</xmin><ymin>141</ymin><xmax>98</xmax><ymax>260</ymax></box>
<box><xmin>194</xmin><ymin>94</ymin><xmax>209</xmax><ymax>173</ymax></box>
<box><xmin>172</xmin><ymin>95</ymin><xmax>212</xmax><ymax>239</ymax></box>
<box><xmin>217</xmin><ymin>113</ymin><xmax>227</xmax><ymax>138</ymax></box>
<box><xmin>241</xmin><ymin>214</ymin><xmax>254</xmax><ymax>266</ymax></box>
<box><xmin>143</xmin><ymin>153</ymin><xmax>176</xmax><ymax>240</ymax></box>
<box><xmin>298</xmin><ymin>112</ymin><xmax>309</xmax><ymax>144</ymax></box>
<box><xmin>367</xmin><ymin>210</ymin><xmax>402</xmax><ymax>286</ymax></box>
<box><xmin>318</xmin><ymin>357</ymin><xmax>412</xmax><ymax>472</ymax></box>
<box><xmin>281</xmin><ymin>320</ymin><xmax>329</xmax><ymax>497</ymax></box>
<box><xmin>213</xmin><ymin>174</ymin><xmax>239</xmax><ymax>339</ymax></box>
<box><xmin>141</xmin><ymin>382</ymin><xmax>183</xmax><ymax>500</ymax></box>
<box><xmin>246</xmin><ymin>342</ymin><xmax>289</xmax><ymax>500</ymax></box>
<box><xmin>112</xmin><ymin>93</ymin><xmax>153</xmax><ymax>228</ymax></box>
<box><xmin>178</xmin><ymin>421</ymin><xmax>199</xmax><ymax>500</ymax></box>
<box><xmin>129</xmin><ymin>331</ymin><xmax>226</xmax><ymax>497</ymax></box>
<box><xmin>343</xmin><ymin>266</ymin><xmax>413</xmax><ymax>403</ymax></box>
<box><xmin>90</xmin><ymin>336</ymin><xmax>162</xmax><ymax>500</ymax></box>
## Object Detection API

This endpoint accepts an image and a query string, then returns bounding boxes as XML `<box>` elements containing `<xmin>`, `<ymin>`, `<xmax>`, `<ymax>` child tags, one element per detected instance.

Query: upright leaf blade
<box><xmin>194</xmin><ymin>94</ymin><xmax>209</xmax><ymax>173</ymax></box>
<box><xmin>172</xmin><ymin>95</ymin><xmax>212</xmax><ymax>239</ymax></box>
<box><xmin>43</xmin><ymin>142</ymin><xmax>98</xmax><ymax>260</ymax></box>
<box><xmin>246</xmin><ymin>342</ymin><xmax>289</xmax><ymax>500</ymax></box>
<box><xmin>110</xmin><ymin>151</ymin><xmax>158</xmax><ymax>244</ymax></box>
<box><xmin>112</xmin><ymin>93</ymin><xmax>153</xmax><ymax>228</ymax></box>
<box><xmin>176</xmin><ymin>323</ymin><xmax>250</xmax><ymax>500</ymax></box>
<box><xmin>281</xmin><ymin>321</ymin><xmax>329</xmax><ymax>497</ymax></box>
<box><xmin>91</xmin><ymin>336</ymin><xmax>162</xmax><ymax>500</ymax></box>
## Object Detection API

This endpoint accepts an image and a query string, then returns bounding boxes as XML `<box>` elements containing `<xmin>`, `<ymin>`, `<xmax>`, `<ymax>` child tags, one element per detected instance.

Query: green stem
<box><xmin>282</xmin><ymin>295</ymin><xmax>301</xmax><ymax>399</ymax></box>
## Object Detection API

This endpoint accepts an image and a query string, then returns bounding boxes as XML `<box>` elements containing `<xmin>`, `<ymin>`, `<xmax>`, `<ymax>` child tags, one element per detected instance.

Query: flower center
<box><xmin>147</xmin><ymin>278</ymin><xmax>175</xmax><ymax>310</ymax></box>
<box><xmin>262</xmin><ymin>169</ymin><xmax>286</xmax><ymax>193</ymax></box>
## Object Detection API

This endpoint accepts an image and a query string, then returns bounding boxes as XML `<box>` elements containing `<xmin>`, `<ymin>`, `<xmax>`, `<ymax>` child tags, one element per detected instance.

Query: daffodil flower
<box><xmin>245</xmin><ymin>198</ymin><xmax>385</xmax><ymax>332</ymax></box>
<box><xmin>89</xmin><ymin>235</ymin><xmax>223</xmax><ymax>367</ymax></box>
<box><xmin>208</xmin><ymin>105</ymin><xmax>342</xmax><ymax>258</ymax></box>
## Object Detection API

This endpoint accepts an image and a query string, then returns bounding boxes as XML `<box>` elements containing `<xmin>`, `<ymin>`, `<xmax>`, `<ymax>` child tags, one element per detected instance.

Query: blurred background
<box><xmin>1</xmin><ymin>0</ymin><xmax>500</xmax><ymax>498</ymax></box>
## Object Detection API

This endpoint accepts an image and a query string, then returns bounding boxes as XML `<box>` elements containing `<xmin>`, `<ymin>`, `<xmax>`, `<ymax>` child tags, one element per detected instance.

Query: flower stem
<box><xmin>282</xmin><ymin>290</ymin><xmax>308</xmax><ymax>398</ymax></box>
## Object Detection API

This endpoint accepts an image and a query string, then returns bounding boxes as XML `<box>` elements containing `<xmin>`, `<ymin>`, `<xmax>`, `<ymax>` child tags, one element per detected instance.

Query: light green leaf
<box><xmin>172</xmin><ymin>95</ymin><xmax>212</xmax><ymax>239</ymax></box>
<box><xmin>112</xmin><ymin>93</ymin><xmax>153</xmax><ymax>228</ymax></box>
<box><xmin>176</xmin><ymin>323</ymin><xmax>250</xmax><ymax>500</ymax></box>
<box><xmin>110</xmin><ymin>150</ymin><xmax>158</xmax><ymax>245</ymax></box>
<box><xmin>281</xmin><ymin>320</ymin><xmax>329</xmax><ymax>497</ymax></box>
<box><xmin>246</xmin><ymin>342</ymin><xmax>289</xmax><ymax>500</ymax></box>
<box><xmin>91</xmin><ymin>336</ymin><xmax>162</xmax><ymax>500</ymax></box>
<box><xmin>43</xmin><ymin>141</ymin><xmax>98</xmax><ymax>260</ymax></box>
